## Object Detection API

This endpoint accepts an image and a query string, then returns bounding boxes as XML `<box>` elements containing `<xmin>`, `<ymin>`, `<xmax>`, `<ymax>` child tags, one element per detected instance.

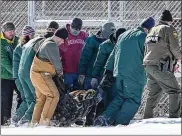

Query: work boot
<box><xmin>17</xmin><ymin>115</ymin><xmax>30</xmax><ymax>126</ymax></box>
<box><xmin>93</xmin><ymin>116</ymin><xmax>109</xmax><ymax>126</ymax></box>
<box><xmin>11</xmin><ymin>114</ymin><xmax>21</xmax><ymax>125</ymax></box>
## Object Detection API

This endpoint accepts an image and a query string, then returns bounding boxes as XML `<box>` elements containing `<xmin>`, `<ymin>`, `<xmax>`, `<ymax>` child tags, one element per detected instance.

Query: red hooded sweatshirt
<box><xmin>59</xmin><ymin>24</ymin><xmax>88</xmax><ymax>73</ymax></box>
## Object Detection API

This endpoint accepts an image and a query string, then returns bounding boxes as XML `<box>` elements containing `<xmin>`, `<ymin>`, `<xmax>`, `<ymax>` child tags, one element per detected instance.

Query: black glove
<box><xmin>52</xmin><ymin>74</ymin><xmax>65</xmax><ymax>95</ymax></box>
<box><xmin>77</xmin><ymin>75</ymin><xmax>85</xmax><ymax>89</ymax></box>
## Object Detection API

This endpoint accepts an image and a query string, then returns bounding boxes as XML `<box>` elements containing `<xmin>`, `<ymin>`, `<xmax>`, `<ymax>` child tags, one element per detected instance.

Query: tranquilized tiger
<box><xmin>52</xmin><ymin>75</ymin><xmax>100</xmax><ymax>127</ymax></box>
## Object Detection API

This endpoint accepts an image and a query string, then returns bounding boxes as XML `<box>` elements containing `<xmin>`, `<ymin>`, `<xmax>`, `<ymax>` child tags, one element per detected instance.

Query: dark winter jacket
<box><xmin>92</xmin><ymin>38</ymin><xmax>114</xmax><ymax>78</ymax></box>
<box><xmin>78</xmin><ymin>33</ymin><xmax>105</xmax><ymax>77</ymax></box>
<box><xmin>13</xmin><ymin>44</ymin><xmax>23</xmax><ymax>79</ymax></box>
<box><xmin>105</xmin><ymin>27</ymin><xmax>147</xmax><ymax>86</ymax></box>
<box><xmin>18</xmin><ymin>37</ymin><xmax>44</xmax><ymax>77</ymax></box>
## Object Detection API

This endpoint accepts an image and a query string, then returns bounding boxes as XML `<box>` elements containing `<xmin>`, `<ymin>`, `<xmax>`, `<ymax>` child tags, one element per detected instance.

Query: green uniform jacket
<box><xmin>18</xmin><ymin>37</ymin><xmax>44</xmax><ymax>77</ymax></box>
<box><xmin>106</xmin><ymin>27</ymin><xmax>147</xmax><ymax>86</ymax></box>
<box><xmin>78</xmin><ymin>35</ymin><xmax>105</xmax><ymax>77</ymax></box>
<box><xmin>92</xmin><ymin>39</ymin><xmax>114</xmax><ymax>78</ymax></box>
<box><xmin>13</xmin><ymin>44</ymin><xmax>23</xmax><ymax>79</ymax></box>
<box><xmin>1</xmin><ymin>33</ymin><xmax>19</xmax><ymax>79</ymax></box>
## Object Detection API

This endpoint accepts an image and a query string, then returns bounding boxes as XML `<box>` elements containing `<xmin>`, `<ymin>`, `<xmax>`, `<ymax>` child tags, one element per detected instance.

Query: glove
<box><xmin>52</xmin><ymin>73</ymin><xmax>65</xmax><ymax>95</ymax></box>
<box><xmin>78</xmin><ymin>75</ymin><xmax>85</xmax><ymax>87</ymax></box>
<box><xmin>91</xmin><ymin>78</ymin><xmax>98</xmax><ymax>89</ymax></box>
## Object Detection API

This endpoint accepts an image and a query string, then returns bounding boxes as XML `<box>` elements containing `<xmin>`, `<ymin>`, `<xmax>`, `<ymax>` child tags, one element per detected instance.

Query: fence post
<box><xmin>119</xmin><ymin>1</ymin><xmax>125</xmax><ymax>26</ymax></box>
<box><xmin>108</xmin><ymin>0</ymin><xmax>111</xmax><ymax>22</ymax></box>
<box><xmin>28</xmin><ymin>0</ymin><xmax>35</xmax><ymax>29</ymax></box>
<box><xmin>42</xmin><ymin>1</ymin><xmax>46</xmax><ymax>18</ymax></box>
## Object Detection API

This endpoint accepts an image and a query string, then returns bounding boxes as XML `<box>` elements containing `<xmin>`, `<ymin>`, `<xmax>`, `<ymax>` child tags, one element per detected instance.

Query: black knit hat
<box><xmin>47</xmin><ymin>21</ymin><xmax>59</xmax><ymax>29</ymax></box>
<box><xmin>114</xmin><ymin>28</ymin><xmax>126</xmax><ymax>41</ymax></box>
<box><xmin>71</xmin><ymin>18</ymin><xmax>83</xmax><ymax>30</ymax></box>
<box><xmin>140</xmin><ymin>17</ymin><xmax>155</xmax><ymax>30</ymax></box>
<box><xmin>54</xmin><ymin>27</ymin><xmax>68</xmax><ymax>39</ymax></box>
<box><xmin>2</xmin><ymin>22</ymin><xmax>15</xmax><ymax>32</ymax></box>
<box><xmin>110</xmin><ymin>28</ymin><xmax>126</xmax><ymax>44</ymax></box>
<box><xmin>160</xmin><ymin>10</ymin><xmax>173</xmax><ymax>22</ymax></box>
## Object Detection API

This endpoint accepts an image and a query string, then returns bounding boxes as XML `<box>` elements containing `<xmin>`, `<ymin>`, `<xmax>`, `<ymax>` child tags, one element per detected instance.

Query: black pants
<box><xmin>1</xmin><ymin>79</ymin><xmax>22</xmax><ymax>125</ymax></box>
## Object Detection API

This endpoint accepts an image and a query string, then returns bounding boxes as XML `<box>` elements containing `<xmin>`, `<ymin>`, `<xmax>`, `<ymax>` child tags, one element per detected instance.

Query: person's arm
<box><xmin>13</xmin><ymin>45</ymin><xmax>22</xmax><ymax>79</ymax></box>
<box><xmin>78</xmin><ymin>38</ymin><xmax>94</xmax><ymax>75</ymax></box>
<box><xmin>167</xmin><ymin>27</ymin><xmax>181</xmax><ymax>60</ymax></box>
<box><xmin>105</xmin><ymin>45</ymin><xmax>116</xmax><ymax>71</ymax></box>
<box><xmin>92</xmin><ymin>44</ymin><xmax>108</xmax><ymax>77</ymax></box>
<box><xmin>139</xmin><ymin>33</ymin><xmax>147</xmax><ymax>85</ymax></box>
<box><xmin>1</xmin><ymin>44</ymin><xmax>12</xmax><ymax>74</ymax></box>
<box><xmin>45</xmin><ymin>43</ymin><xmax>63</xmax><ymax>74</ymax></box>
<box><xmin>100</xmin><ymin>45</ymin><xmax>117</xmax><ymax>88</ymax></box>
<box><xmin>139</xmin><ymin>32</ymin><xmax>147</xmax><ymax>57</ymax></box>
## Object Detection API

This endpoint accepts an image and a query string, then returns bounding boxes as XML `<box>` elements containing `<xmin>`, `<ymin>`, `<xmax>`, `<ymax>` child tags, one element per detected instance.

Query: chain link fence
<box><xmin>1</xmin><ymin>1</ymin><xmax>28</xmax><ymax>35</ymax></box>
<box><xmin>1</xmin><ymin>0</ymin><xmax>181</xmax><ymax>119</ymax></box>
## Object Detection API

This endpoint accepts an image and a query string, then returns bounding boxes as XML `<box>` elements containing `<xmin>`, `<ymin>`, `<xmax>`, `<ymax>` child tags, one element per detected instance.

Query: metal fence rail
<box><xmin>1</xmin><ymin>0</ymin><xmax>181</xmax><ymax>119</ymax></box>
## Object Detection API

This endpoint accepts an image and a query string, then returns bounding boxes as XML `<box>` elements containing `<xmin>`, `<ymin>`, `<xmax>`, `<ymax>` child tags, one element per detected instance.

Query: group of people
<box><xmin>1</xmin><ymin>9</ymin><xmax>181</xmax><ymax>127</ymax></box>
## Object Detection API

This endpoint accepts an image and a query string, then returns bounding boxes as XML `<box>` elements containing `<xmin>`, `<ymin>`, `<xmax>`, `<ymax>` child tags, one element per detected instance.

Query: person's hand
<box><xmin>91</xmin><ymin>78</ymin><xmax>98</xmax><ymax>89</ymax></box>
<box><xmin>78</xmin><ymin>75</ymin><xmax>85</xmax><ymax>87</ymax></box>
<box><xmin>58</xmin><ymin>72</ymin><xmax>64</xmax><ymax>79</ymax></box>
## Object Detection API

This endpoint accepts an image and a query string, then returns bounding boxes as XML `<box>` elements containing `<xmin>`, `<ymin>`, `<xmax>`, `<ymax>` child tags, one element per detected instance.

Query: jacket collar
<box><xmin>0</xmin><ymin>32</ymin><xmax>15</xmax><ymax>44</ymax></box>
<box><xmin>137</xmin><ymin>27</ymin><xmax>145</xmax><ymax>32</ymax></box>
<box><xmin>159</xmin><ymin>21</ymin><xmax>169</xmax><ymax>26</ymax></box>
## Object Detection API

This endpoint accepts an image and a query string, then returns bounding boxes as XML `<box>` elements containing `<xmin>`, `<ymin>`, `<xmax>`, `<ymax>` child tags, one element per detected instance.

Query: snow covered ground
<box><xmin>1</xmin><ymin>118</ymin><xmax>181</xmax><ymax>135</ymax></box>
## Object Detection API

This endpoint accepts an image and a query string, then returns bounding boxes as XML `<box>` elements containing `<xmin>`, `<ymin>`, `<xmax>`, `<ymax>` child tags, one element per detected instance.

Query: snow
<box><xmin>1</xmin><ymin>118</ymin><xmax>181</xmax><ymax>135</ymax></box>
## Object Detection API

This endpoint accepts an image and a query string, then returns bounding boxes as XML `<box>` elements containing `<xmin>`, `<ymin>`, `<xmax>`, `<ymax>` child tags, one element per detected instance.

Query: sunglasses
<box><xmin>111</xmin><ymin>28</ymin><xmax>116</xmax><ymax>31</ymax></box>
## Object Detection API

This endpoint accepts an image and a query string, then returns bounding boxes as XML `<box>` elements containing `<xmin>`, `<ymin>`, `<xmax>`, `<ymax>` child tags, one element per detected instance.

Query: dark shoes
<box><xmin>93</xmin><ymin>116</ymin><xmax>109</xmax><ymax>126</ymax></box>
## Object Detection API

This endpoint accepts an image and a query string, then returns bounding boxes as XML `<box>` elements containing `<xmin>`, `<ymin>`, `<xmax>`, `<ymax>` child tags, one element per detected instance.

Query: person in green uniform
<box><xmin>11</xmin><ymin>25</ymin><xmax>35</xmax><ymax>125</ymax></box>
<box><xmin>94</xmin><ymin>17</ymin><xmax>155</xmax><ymax>126</ymax></box>
<box><xmin>1</xmin><ymin>22</ymin><xmax>22</xmax><ymax>125</ymax></box>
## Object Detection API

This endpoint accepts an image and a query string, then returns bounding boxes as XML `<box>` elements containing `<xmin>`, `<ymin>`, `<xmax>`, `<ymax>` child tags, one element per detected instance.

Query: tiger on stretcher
<box><xmin>51</xmin><ymin>75</ymin><xmax>103</xmax><ymax>127</ymax></box>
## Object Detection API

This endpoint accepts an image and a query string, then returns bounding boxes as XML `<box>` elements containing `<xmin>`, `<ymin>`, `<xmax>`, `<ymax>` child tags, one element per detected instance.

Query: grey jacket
<box><xmin>37</xmin><ymin>38</ymin><xmax>63</xmax><ymax>74</ymax></box>
<box><xmin>143</xmin><ymin>22</ymin><xmax>181</xmax><ymax>71</ymax></box>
